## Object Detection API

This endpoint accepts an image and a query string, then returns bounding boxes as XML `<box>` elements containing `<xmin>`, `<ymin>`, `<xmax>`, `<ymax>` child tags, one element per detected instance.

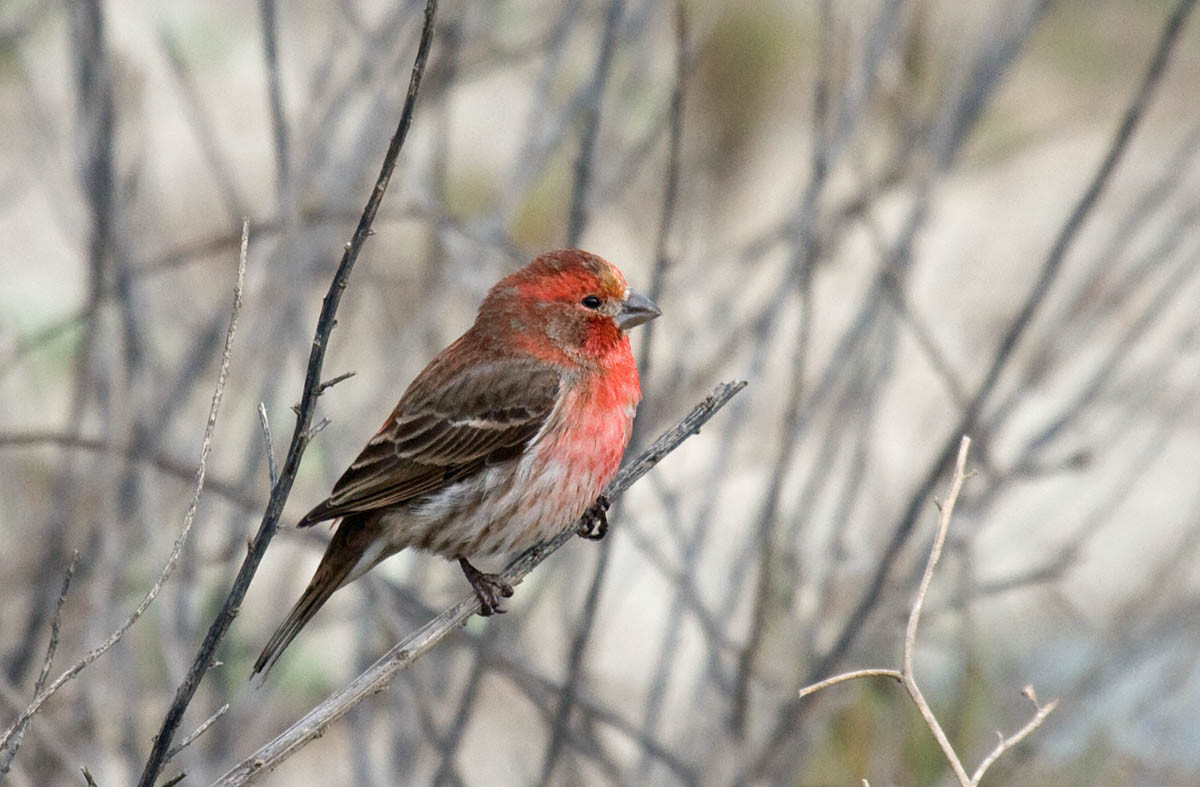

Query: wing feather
<box><xmin>298</xmin><ymin>359</ymin><xmax>561</xmax><ymax>526</ymax></box>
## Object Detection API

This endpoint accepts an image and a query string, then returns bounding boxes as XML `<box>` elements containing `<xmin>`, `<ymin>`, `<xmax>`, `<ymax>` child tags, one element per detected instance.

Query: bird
<box><xmin>251</xmin><ymin>249</ymin><xmax>660</xmax><ymax>677</ymax></box>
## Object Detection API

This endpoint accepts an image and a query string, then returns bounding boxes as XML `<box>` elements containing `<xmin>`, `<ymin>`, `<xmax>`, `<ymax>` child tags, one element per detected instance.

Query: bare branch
<box><xmin>0</xmin><ymin>551</ymin><xmax>79</xmax><ymax>773</ymax></box>
<box><xmin>565</xmin><ymin>0</ymin><xmax>623</xmax><ymax>246</ymax></box>
<box><xmin>796</xmin><ymin>0</ymin><xmax>1198</xmax><ymax>743</ymax></box>
<box><xmin>899</xmin><ymin>437</ymin><xmax>974</xmax><ymax>786</ymax></box>
<box><xmin>796</xmin><ymin>669</ymin><xmax>902</xmax><ymax>699</ymax></box>
<box><xmin>792</xmin><ymin>437</ymin><xmax>1058</xmax><ymax>786</ymax></box>
<box><xmin>0</xmin><ymin>431</ymin><xmax>261</xmax><ymax>513</ymax></box>
<box><xmin>289</xmin><ymin>371</ymin><xmax>356</xmax><ymax>414</ymax></box>
<box><xmin>970</xmin><ymin>694</ymin><xmax>1059</xmax><ymax>785</ymax></box>
<box><xmin>134</xmin><ymin>8</ymin><xmax>439</xmax><ymax>782</ymax></box>
<box><xmin>257</xmin><ymin>403</ymin><xmax>277</xmax><ymax>488</ymax></box>
<box><xmin>318</xmin><ymin>370</ymin><xmax>356</xmax><ymax>393</ymax></box>
<box><xmin>164</xmin><ymin>703</ymin><xmax>229</xmax><ymax>765</ymax></box>
<box><xmin>210</xmin><ymin>380</ymin><xmax>746</xmax><ymax>786</ymax></box>
<box><xmin>0</xmin><ymin>220</ymin><xmax>247</xmax><ymax>762</ymax></box>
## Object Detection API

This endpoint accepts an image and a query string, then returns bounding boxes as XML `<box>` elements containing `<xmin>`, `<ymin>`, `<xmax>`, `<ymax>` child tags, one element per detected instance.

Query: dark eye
<box><xmin>581</xmin><ymin>295</ymin><xmax>603</xmax><ymax>309</ymax></box>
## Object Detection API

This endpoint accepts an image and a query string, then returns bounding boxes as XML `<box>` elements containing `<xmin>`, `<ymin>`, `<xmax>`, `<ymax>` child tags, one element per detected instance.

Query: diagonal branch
<box><xmin>970</xmin><ymin>686</ymin><xmax>1059</xmax><ymax>785</ymax></box>
<box><xmin>210</xmin><ymin>380</ymin><xmax>746</xmax><ymax>787</ymax></box>
<box><xmin>135</xmin><ymin>3</ymin><xmax>440</xmax><ymax>784</ymax></box>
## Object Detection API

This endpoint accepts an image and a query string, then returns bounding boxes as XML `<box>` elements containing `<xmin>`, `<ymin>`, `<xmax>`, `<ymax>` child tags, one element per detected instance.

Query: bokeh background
<box><xmin>3</xmin><ymin>0</ymin><xmax>1200</xmax><ymax>784</ymax></box>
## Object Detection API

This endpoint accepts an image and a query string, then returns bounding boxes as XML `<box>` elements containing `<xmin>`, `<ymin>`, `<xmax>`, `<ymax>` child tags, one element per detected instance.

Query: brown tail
<box><xmin>251</xmin><ymin>512</ymin><xmax>384</xmax><ymax>678</ymax></box>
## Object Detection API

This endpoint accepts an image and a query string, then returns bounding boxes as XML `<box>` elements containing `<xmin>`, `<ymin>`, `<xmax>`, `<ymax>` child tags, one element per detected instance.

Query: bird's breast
<box><xmin>393</xmin><ymin>367</ymin><xmax>640</xmax><ymax>562</ymax></box>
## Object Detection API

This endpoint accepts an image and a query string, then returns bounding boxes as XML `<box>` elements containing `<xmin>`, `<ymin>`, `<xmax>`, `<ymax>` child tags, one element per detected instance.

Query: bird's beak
<box><xmin>617</xmin><ymin>291</ymin><xmax>662</xmax><ymax>331</ymax></box>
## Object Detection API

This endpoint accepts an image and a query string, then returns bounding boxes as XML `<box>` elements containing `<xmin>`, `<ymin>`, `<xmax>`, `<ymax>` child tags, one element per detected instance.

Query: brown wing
<box><xmin>297</xmin><ymin>359</ymin><xmax>561</xmax><ymax>526</ymax></box>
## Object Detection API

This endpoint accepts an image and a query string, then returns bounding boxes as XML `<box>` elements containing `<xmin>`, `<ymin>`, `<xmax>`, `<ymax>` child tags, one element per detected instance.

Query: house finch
<box><xmin>252</xmin><ymin>249</ymin><xmax>660</xmax><ymax>677</ymax></box>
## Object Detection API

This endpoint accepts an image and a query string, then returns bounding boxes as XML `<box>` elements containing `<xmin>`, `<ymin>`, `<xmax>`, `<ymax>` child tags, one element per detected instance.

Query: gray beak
<box><xmin>617</xmin><ymin>291</ymin><xmax>662</xmax><ymax>331</ymax></box>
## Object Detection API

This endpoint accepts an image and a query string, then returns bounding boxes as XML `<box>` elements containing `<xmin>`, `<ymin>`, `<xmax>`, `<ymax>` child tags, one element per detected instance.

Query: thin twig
<box><xmin>289</xmin><ymin>371</ymin><xmax>356</xmax><ymax>414</ymax></box>
<box><xmin>164</xmin><ymin>704</ymin><xmax>230</xmax><ymax>765</ymax></box>
<box><xmin>0</xmin><ymin>431</ymin><xmax>262</xmax><ymax>513</ymax></box>
<box><xmin>258</xmin><ymin>0</ymin><xmax>290</xmax><ymax>205</ymax></box>
<box><xmin>969</xmin><ymin>692</ymin><xmax>1059</xmax><ymax>785</ymax></box>
<box><xmin>317</xmin><ymin>370</ymin><xmax>356</xmax><ymax>394</ymax></box>
<box><xmin>794</xmin><ymin>438</ymin><xmax>1058</xmax><ymax>786</ymax></box>
<box><xmin>30</xmin><ymin>552</ymin><xmax>77</xmax><ymax>703</ymax></box>
<box><xmin>257</xmin><ymin>404</ymin><xmax>278</xmax><ymax>488</ymax></box>
<box><xmin>134</xmin><ymin>6</ymin><xmax>439</xmax><ymax>783</ymax></box>
<box><xmin>0</xmin><ymin>551</ymin><xmax>80</xmax><ymax>773</ymax></box>
<box><xmin>796</xmin><ymin>669</ymin><xmax>902</xmax><ymax>699</ymax></box>
<box><xmin>898</xmin><ymin>437</ymin><xmax>974</xmax><ymax>786</ymax></box>
<box><xmin>0</xmin><ymin>221</ymin><xmax>248</xmax><ymax>761</ymax></box>
<box><xmin>210</xmin><ymin>381</ymin><xmax>746</xmax><ymax>786</ymax></box>
<box><xmin>565</xmin><ymin>0</ymin><xmax>623</xmax><ymax>247</ymax></box>
<box><xmin>635</xmin><ymin>0</ymin><xmax>687</xmax><ymax>388</ymax></box>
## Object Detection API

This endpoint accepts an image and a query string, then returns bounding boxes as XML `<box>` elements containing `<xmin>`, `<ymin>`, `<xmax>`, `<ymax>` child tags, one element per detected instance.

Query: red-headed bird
<box><xmin>252</xmin><ymin>249</ymin><xmax>660</xmax><ymax>677</ymax></box>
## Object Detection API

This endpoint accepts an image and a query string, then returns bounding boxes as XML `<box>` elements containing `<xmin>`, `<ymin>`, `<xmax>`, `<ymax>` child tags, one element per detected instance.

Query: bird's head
<box><xmin>479</xmin><ymin>249</ymin><xmax>661</xmax><ymax>364</ymax></box>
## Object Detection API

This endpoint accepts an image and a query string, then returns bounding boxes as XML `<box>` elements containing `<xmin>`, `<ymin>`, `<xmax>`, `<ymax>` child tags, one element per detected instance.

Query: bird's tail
<box><xmin>251</xmin><ymin>570</ymin><xmax>342</xmax><ymax>679</ymax></box>
<box><xmin>251</xmin><ymin>512</ymin><xmax>383</xmax><ymax>679</ymax></box>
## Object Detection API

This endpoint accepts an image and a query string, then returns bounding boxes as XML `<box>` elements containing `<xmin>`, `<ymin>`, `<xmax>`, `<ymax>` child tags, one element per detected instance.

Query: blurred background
<box><xmin>3</xmin><ymin>0</ymin><xmax>1200</xmax><ymax>784</ymax></box>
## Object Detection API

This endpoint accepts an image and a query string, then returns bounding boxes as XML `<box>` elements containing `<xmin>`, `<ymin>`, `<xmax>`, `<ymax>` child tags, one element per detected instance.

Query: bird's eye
<box><xmin>581</xmin><ymin>295</ymin><xmax>603</xmax><ymax>309</ymax></box>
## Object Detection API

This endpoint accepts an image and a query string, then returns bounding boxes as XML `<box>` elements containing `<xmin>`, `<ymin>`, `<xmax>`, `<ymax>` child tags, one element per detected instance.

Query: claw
<box><xmin>576</xmin><ymin>494</ymin><xmax>610</xmax><ymax>541</ymax></box>
<box><xmin>459</xmin><ymin>558</ymin><xmax>514</xmax><ymax>616</ymax></box>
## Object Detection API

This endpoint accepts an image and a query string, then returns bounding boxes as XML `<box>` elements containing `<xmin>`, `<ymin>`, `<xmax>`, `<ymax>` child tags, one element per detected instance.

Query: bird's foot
<box><xmin>458</xmin><ymin>558</ymin><xmax>514</xmax><ymax>616</ymax></box>
<box><xmin>576</xmin><ymin>494</ymin><xmax>610</xmax><ymax>541</ymax></box>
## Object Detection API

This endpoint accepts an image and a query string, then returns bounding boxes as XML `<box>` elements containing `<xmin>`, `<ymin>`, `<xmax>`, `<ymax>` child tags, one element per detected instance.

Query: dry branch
<box><xmin>134</xmin><ymin>3</ymin><xmax>440</xmax><ymax>783</ymax></box>
<box><xmin>795</xmin><ymin>437</ymin><xmax>1057</xmax><ymax>786</ymax></box>
<box><xmin>0</xmin><ymin>551</ymin><xmax>79</xmax><ymax>773</ymax></box>
<box><xmin>0</xmin><ymin>222</ymin><xmax>247</xmax><ymax>769</ymax></box>
<box><xmin>164</xmin><ymin>703</ymin><xmax>230</xmax><ymax>766</ymax></box>
<box><xmin>211</xmin><ymin>380</ymin><xmax>746</xmax><ymax>786</ymax></box>
<box><xmin>813</xmin><ymin>0</ymin><xmax>1199</xmax><ymax>689</ymax></box>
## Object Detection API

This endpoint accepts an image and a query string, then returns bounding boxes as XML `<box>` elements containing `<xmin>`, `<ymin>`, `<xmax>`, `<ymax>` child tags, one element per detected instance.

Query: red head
<box><xmin>476</xmin><ymin>250</ymin><xmax>660</xmax><ymax>366</ymax></box>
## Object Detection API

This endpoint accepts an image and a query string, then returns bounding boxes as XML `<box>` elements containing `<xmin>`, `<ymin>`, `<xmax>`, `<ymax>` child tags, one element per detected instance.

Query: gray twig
<box><xmin>257</xmin><ymin>403</ymin><xmax>278</xmax><ymax>488</ymax></box>
<box><xmin>164</xmin><ymin>703</ymin><xmax>230</xmax><ymax>765</ymax></box>
<box><xmin>565</xmin><ymin>0</ymin><xmax>624</xmax><ymax>247</ymax></box>
<box><xmin>0</xmin><ymin>551</ymin><xmax>80</xmax><ymax>774</ymax></box>
<box><xmin>0</xmin><ymin>431</ymin><xmax>261</xmax><ymax>514</ymax></box>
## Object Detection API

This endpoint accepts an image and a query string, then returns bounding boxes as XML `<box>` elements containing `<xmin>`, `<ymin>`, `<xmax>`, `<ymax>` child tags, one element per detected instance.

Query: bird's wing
<box><xmin>297</xmin><ymin>359</ymin><xmax>561</xmax><ymax>526</ymax></box>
